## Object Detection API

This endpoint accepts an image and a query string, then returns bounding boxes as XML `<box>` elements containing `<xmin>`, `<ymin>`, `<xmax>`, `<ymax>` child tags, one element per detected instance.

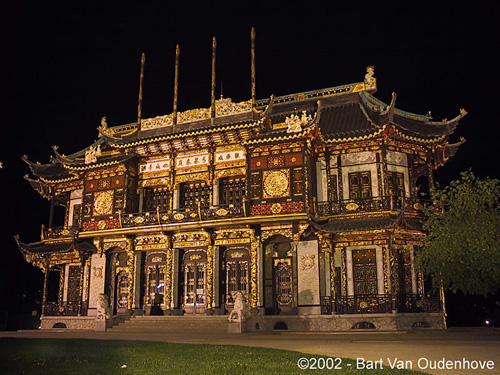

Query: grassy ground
<box><xmin>0</xmin><ymin>338</ymin><xmax>427</xmax><ymax>375</ymax></box>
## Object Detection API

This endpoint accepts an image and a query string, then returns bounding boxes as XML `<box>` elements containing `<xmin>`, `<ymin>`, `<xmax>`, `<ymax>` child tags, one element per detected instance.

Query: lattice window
<box><xmin>348</xmin><ymin>171</ymin><xmax>372</xmax><ymax>200</ymax></box>
<box><xmin>387</xmin><ymin>172</ymin><xmax>405</xmax><ymax>197</ymax></box>
<box><xmin>352</xmin><ymin>249</ymin><xmax>378</xmax><ymax>295</ymax></box>
<box><xmin>275</xmin><ymin>259</ymin><xmax>293</xmax><ymax>305</ymax></box>
<box><xmin>144</xmin><ymin>187</ymin><xmax>170</xmax><ymax>212</ymax></box>
<box><xmin>219</xmin><ymin>177</ymin><xmax>246</xmax><ymax>206</ymax></box>
<box><xmin>180</xmin><ymin>181</ymin><xmax>211</xmax><ymax>209</ymax></box>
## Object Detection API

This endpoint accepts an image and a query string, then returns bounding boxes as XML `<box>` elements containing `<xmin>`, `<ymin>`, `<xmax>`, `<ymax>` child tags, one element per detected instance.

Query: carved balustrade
<box><xmin>395</xmin><ymin>294</ymin><xmax>441</xmax><ymax>313</ymax></box>
<box><xmin>44</xmin><ymin>301</ymin><xmax>80</xmax><ymax>316</ymax></box>
<box><xmin>334</xmin><ymin>294</ymin><xmax>393</xmax><ymax>314</ymax></box>
<box><xmin>42</xmin><ymin>226</ymin><xmax>78</xmax><ymax>240</ymax></box>
<box><xmin>317</xmin><ymin>196</ymin><xmax>431</xmax><ymax>216</ymax></box>
<box><xmin>121</xmin><ymin>203</ymin><xmax>244</xmax><ymax>228</ymax></box>
<box><xmin>322</xmin><ymin>293</ymin><xmax>442</xmax><ymax>315</ymax></box>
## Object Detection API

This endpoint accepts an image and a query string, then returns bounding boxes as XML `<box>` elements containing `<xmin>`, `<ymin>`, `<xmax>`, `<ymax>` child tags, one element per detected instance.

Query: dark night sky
<box><xmin>1</xmin><ymin>1</ymin><xmax>499</xmax><ymax>323</ymax></box>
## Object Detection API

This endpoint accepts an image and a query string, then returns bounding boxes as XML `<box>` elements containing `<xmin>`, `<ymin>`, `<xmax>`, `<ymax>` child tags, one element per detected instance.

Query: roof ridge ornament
<box><xmin>364</xmin><ymin>66</ymin><xmax>376</xmax><ymax>90</ymax></box>
<box><xmin>85</xmin><ymin>144</ymin><xmax>102</xmax><ymax>164</ymax></box>
<box><xmin>285</xmin><ymin>110</ymin><xmax>313</xmax><ymax>133</ymax></box>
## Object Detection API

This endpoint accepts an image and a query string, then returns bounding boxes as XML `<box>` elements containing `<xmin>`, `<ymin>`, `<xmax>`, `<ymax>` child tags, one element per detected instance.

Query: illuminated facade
<box><xmin>16</xmin><ymin>64</ymin><xmax>466</xmax><ymax>331</ymax></box>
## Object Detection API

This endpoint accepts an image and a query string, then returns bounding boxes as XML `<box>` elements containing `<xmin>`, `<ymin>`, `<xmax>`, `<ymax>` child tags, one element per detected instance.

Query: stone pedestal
<box><xmin>95</xmin><ymin>319</ymin><xmax>107</xmax><ymax>332</ymax></box>
<box><xmin>228</xmin><ymin>319</ymin><xmax>246</xmax><ymax>333</ymax></box>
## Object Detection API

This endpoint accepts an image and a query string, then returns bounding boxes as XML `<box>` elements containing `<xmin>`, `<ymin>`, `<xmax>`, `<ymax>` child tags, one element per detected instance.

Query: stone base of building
<box><xmin>40</xmin><ymin>316</ymin><xmax>97</xmax><ymax>330</ymax></box>
<box><xmin>246</xmin><ymin>312</ymin><xmax>446</xmax><ymax>332</ymax></box>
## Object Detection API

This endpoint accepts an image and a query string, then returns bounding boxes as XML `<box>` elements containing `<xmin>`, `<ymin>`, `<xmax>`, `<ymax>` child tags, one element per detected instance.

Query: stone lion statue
<box><xmin>97</xmin><ymin>293</ymin><xmax>111</xmax><ymax>320</ymax></box>
<box><xmin>228</xmin><ymin>291</ymin><xmax>249</xmax><ymax>321</ymax></box>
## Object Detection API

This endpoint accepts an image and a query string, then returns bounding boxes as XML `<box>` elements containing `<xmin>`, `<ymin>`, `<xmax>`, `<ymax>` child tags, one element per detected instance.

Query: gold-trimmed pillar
<box><xmin>249</xmin><ymin>230</ymin><xmax>260</xmax><ymax>310</ymax></box>
<box><xmin>206</xmin><ymin>244</ymin><xmax>215</xmax><ymax>314</ymax></box>
<box><xmin>164</xmin><ymin>235</ymin><xmax>173</xmax><ymax>313</ymax></box>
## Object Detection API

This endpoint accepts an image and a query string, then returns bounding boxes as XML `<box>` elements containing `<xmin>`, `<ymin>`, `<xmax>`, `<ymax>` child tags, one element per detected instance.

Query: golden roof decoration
<box><xmin>140</xmin><ymin>98</ymin><xmax>252</xmax><ymax>131</ymax></box>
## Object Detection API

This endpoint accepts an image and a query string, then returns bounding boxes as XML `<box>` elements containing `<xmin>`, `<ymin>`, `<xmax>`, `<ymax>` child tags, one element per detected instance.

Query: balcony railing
<box><xmin>121</xmin><ymin>203</ymin><xmax>245</xmax><ymax>228</ymax></box>
<box><xmin>42</xmin><ymin>226</ymin><xmax>78</xmax><ymax>240</ymax></box>
<box><xmin>317</xmin><ymin>196</ymin><xmax>430</xmax><ymax>216</ymax></box>
<box><xmin>320</xmin><ymin>294</ymin><xmax>442</xmax><ymax>315</ymax></box>
<box><xmin>395</xmin><ymin>294</ymin><xmax>441</xmax><ymax>313</ymax></box>
<box><xmin>44</xmin><ymin>301</ymin><xmax>81</xmax><ymax>316</ymax></box>
<box><xmin>334</xmin><ymin>294</ymin><xmax>393</xmax><ymax>314</ymax></box>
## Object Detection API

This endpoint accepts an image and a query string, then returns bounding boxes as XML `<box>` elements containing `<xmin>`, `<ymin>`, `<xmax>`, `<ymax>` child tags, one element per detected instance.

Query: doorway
<box><xmin>183</xmin><ymin>251</ymin><xmax>207</xmax><ymax>314</ymax></box>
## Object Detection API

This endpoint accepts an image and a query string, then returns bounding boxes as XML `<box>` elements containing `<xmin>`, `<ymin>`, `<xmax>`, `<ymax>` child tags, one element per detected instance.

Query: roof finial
<box><xmin>211</xmin><ymin>37</ymin><xmax>217</xmax><ymax>121</ymax></box>
<box><xmin>364</xmin><ymin>66</ymin><xmax>376</xmax><ymax>90</ymax></box>
<box><xmin>137</xmin><ymin>53</ymin><xmax>146</xmax><ymax>129</ymax></box>
<box><xmin>173</xmin><ymin>44</ymin><xmax>180</xmax><ymax>131</ymax></box>
<box><xmin>251</xmin><ymin>27</ymin><xmax>256</xmax><ymax>108</ymax></box>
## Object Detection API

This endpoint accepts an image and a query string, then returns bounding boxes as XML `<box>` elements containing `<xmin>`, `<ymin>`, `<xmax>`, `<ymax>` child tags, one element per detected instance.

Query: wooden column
<box><xmin>41</xmin><ymin>257</ymin><xmax>50</xmax><ymax>316</ymax></box>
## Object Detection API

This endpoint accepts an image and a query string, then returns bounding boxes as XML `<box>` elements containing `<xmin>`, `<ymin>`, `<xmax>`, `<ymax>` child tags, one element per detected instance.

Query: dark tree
<box><xmin>417</xmin><ymin>171</ymin><xmax>500</xmax><ymax>296</ymax></box>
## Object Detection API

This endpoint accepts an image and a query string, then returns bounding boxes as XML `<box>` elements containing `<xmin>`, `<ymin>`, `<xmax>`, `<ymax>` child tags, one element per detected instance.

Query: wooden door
<box><xmin>184</xmin><ymin>262</ymin><xmax>206</xmax><ymax>314</ymax></box>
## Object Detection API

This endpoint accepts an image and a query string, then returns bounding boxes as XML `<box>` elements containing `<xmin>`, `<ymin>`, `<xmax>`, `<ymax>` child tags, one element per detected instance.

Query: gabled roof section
<box><xmin>360</xmin><ymin>91</ymin><xmax>466</xmax><ymax>139</ymax></box>
<box><xmin>22</xmin><ymin>155</ymin><xmax>66</xmax><ymax>178</ymax></box>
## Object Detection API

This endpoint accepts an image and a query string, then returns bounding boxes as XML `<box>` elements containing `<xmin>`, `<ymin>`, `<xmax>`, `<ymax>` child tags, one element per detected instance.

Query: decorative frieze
<box><xmin>135</xmin><ymin>233</ymin><xmax>169</xmax><ymax>251</ymax></box>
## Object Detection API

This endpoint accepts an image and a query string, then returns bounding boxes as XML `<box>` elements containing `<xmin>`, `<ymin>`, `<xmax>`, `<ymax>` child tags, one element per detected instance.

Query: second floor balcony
<box><xmin>316</xmin><ymin>196</ymin><xmax>430</xmax><ymax>217</ymax></box>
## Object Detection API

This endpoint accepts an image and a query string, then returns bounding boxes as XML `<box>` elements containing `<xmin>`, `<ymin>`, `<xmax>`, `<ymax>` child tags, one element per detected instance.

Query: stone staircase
<box><xmin>109</xmin><ymin>315</ymin><xmax>230</xmax><ymax>334</ymax></box>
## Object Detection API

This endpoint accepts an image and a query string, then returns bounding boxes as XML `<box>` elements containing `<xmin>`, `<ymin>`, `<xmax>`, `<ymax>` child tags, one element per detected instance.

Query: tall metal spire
<box><xmin>173</xmin><ymin>44</ymin><xmax>180</xmax><ymax>131</ymax></box>
<box><xmin>251</xmin><ymin>27</ymin><xmax>256</xmax><ymax>108</ymax></box>
<box><xmin>211</xmin><ymin>37</ymin><xmax>217</xmax><ymax>120</ymax></box>
<box><xmin>137</xmin><ymin>53</ymin><xmax>146</xmax><ymax>129</ymax></box>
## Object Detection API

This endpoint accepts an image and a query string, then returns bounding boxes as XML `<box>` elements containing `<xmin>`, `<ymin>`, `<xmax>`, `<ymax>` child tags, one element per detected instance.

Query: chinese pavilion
<box><xmin>16</xmin><ymin>34</ymin><xmax>466</xmax><ymax>332</ymax></box>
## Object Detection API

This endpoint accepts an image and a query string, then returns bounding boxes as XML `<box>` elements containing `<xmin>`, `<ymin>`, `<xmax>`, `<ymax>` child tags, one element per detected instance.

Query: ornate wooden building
<box><xmin>16</xmin><ymin>56</ymin><xmax>466</xmax><ymax>331</ymax></box>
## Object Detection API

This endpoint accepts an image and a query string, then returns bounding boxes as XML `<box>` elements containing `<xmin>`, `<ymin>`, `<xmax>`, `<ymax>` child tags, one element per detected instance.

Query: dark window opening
<box><xmin>47</xmin><ymin>269</ymin><xmax>61</xmax><ymax>303</ymax></box>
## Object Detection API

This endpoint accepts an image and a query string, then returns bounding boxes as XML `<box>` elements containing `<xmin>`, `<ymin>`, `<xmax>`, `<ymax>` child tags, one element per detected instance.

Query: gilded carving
<box><xmin>93</xmin><ymin>190</ymin><xmax>114</xmax><ymax>216</ymax></box>
<box><xmin>206</xmin><ymin>245</ymin><xmax>214</xmax><ymax>308</ymax></box>
<box><xmin>270</xmin><ymin>203</ymin><xmax>282</xmax><ymax>214</ymax></box>
<box><xmin>85</xmin><ymin>144</ymin><xmax>102</xmax><ymax>164</ymax></box>
<box><xmin>249</xmin><ymin>230</ymin><xmax>259</xmax><ymax>309</ymax></box>
<box><xmin>141</xmin><ymin>114</ymin><xmax>174</xmax><ymax>130</ymax></box>
<box><xmin>364</xmin><ymin>66</ymin><xmax>376</xmax><ymax>89</ymax></box>
<box><xmin>263</xmin><ymin>169</ymin><xmax>290</xmax><ymax>198</ymax></box>
<box><xmin>214</xmin><ymin>167</ymin><xmax>246</xmax><ymax>180</ymax></box>
<box><xmin>285</xmin><ymin>111</ymin><xmax>312</xmax><ymax>133</ymax></box>
<box><xmin>175</xmin><ymin>172</ymin><xmax>209</xmax><ymax>185</ymax></box>
<box><xmin>261</xmin><ymin>228</ymin><xmax>293</xmax><ymax>242</ymax></box>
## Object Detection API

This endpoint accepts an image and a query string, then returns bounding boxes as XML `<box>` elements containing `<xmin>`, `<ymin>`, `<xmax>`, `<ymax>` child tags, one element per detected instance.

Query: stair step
<box><xmin>109</xmin><ymin>315</ymin><xmax>230</xmax><ymax>334</ymax></box>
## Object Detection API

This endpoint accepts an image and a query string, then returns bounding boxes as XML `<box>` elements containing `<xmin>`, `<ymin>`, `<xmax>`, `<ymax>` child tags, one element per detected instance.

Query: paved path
<box><xmin>1</xmin><ymin>327</ymin><xmax>499</xmax><ymax>375</ymax></box>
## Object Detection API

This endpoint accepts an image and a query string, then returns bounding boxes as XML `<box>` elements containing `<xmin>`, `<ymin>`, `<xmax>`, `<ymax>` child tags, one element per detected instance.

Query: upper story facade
<box><xmin>21</xmin><ymin>69</ymin><xmax>465</xmax><ymax>243</ymax></box>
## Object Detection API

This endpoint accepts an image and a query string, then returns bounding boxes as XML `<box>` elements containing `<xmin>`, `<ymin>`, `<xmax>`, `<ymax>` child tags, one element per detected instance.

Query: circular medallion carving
<box><xmin>263</xmin><ymin>169</ymin><xmax>290</xmax><ymax>198</ymax></box>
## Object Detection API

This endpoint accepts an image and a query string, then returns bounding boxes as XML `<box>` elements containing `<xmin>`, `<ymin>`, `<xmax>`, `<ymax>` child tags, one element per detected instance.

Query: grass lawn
<box><xmin>0</xmin><ymin>338</ymin><xmax>427</xmax><ymax>375</ymax></box>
